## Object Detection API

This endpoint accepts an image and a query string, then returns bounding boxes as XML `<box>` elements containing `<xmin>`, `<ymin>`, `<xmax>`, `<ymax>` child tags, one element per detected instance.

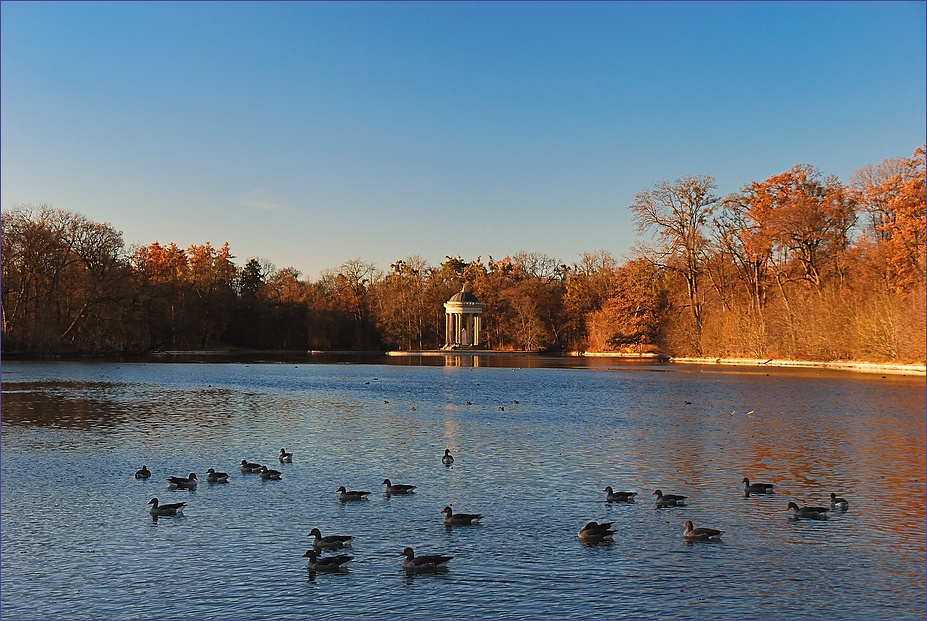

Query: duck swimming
<box><xmin>259</xmin><ymin>466</ymin><xmax>282</xmax><ymax>480</ymax></box>
<box><xmin>135</xmin><ymin>466</ymin><xmax>151</xmax><ymax>479</ymax></box>
<box><xmin>148</xmin><ymin>497</ymin><xmax>186</xmax><ymax>517</ymax></box>
<box><xmin>578</xmin><ymin>521</ymin><xmax>615</xmax><ymax>541</ymax></box>
<box><xmin>278</xmin><ymin>448</ymin><xmax>293</xmax><ymax>463</ymax></box>
<box><xmin>604</xmin><ymin>486</ymin><xmax>637</xmax><ymax>502</ymax></box>
<box><xmin>683</xmin><ymin>520</ymin><xmax>724</xmax><ymax>540</ymax></box>
<box><xmin>442</xmin><ymin>449</ymin><xmax>454</xmax><ymax>465</ymax></box>
<box><xmin>307</xmin><ymin>528</ymin><xmax>354</xmax><ymax>549</ymax></box>
<box><xmin>441</xmin><ymin>506</ymin><xmax>482</xmax><ymax>525</ymax></box>
<box><xmin>742</xmin><ymin>477</ymin><xmax>775</xmax><ymax>494</ymax></box>
<box><xmin>301</xmin><ymin>549</ymin><xmax>353</xmax><ymax>571</ymax></box>
<box><xmin>787</xmin><ymin>501</ymin><xmax>829</xmax><ymax>519</ymax></box>
<box><xmin>382</xmin><ymin>479</ymin><xmax>416</xmax><ymax>494</ymax></box>
<box><xmin>653</xmin><ymin>489</ymin><xmax>687</xmax><ymax>507</ymax></box>
<box><xmin>336</xmin><ymin>486</ymin><xmax>370</xmax><ymax>501</ymax></box>
<box><xmin>240</xmin><ymin>460</ymin><xmax>262</xmax><ymax>473</ymax></box>
<box><xmin>167</xmin><ymin>473</ymin><xmax>198</xmax><ymax>489</ymax></box>
<box><xmin>399</xmin><ymin>547</ymin><xmax>453</xmax><ymax>571</ymax></box>
<box><xmin>829</xmin><ymin>493</ymin><xmax>850</xmax><ymax>510</ymax></box>
<box><xmin>205</xmin><ymin>468</ymin><xmax>229</xmax><ymax>483</ymax></box>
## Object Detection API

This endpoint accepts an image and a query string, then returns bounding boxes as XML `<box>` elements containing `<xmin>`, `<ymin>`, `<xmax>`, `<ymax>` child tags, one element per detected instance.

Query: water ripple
<box><xmin>2</xmin><ymin>361</ymin><xmax>924</xmax><ymax>620</ymax></box>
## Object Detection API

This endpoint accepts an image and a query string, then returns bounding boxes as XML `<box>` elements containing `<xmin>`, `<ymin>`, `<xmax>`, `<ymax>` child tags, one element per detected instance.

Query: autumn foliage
<box><xmin>2</xmin><ymin>146</ymin><xmax>924</xmax><ymax>363</ymax></box>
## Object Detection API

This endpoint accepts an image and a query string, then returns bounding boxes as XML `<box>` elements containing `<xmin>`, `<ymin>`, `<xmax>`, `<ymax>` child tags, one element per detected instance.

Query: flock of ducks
<box><xmin>136</xmin><ymin>446</ymin><xmax>487</xmax><ymax>571</ymax></box>
<box><xmin>137</xmin><ymin>448</ymin><xmax>296</xmax><ymax>516</ymax></box>
<box><xmin>581</xmin><ymin>476</ymin><xmax>851</xmax><ymax>543</ymax></box>
<box><xmin>137</xmin><ymin>442</ymin><xmax>853</xmax><ymax>571</ymax></box>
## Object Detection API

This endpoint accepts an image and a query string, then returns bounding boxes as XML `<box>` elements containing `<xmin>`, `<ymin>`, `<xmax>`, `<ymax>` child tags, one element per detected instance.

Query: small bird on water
<box><xmin>205</xmin><ymin>468</ymin><xmax>229</xmax><ymax>483</ymax></box>
<box><xmin>604</xmin><ymin>486</ymin><xmax>637</xmax><ymax>502</ymax></box>
<box><xmin>167</xmin><ymin>473</ymin><xmax>198</xmax><ymax>489</ymax></box>
<box><xmin>787</xmin><ymin>501</ymin><xmax>829</xmax><ymax>519</ymax></box>
<box><xmin>382</xmin><ymin>479</ymin><xmax>416</xmax><ymax>494</ymax></box>
<box><xmin>399</xmin><ymin>547</ymin><xmax>453</xmax><ymax>571</ymax></box>
<box><xmin>653</xmin><ymin>489</ymin><xmax>687</xmax><ymax>507</ymax></box>
<box><xmin>441</xmin><ymin>506</ymin><xmax>482</xmax><ymax>525</ymax></box>
<box><xmin>683</xmin><ymin>520</ymin><xmax>724</xmax><ymax>540</ymax></box>
<box><xmin>307</xmin><ymin>528</ymin><xmax>354</xmax><ymax>549</ymax></box>
<box><xmin>301</xmin><ymin>549</ymin><xmax>353</xmax><ymax>571</ymax></box>
<box><xmin>259</xmin><ymin>466</ymin><xmax>282</xmax><ymax>480</ymax></box>
<box><xmin>148</xmin><ymin>497</ymin><xmax>186</xmax><ymax>517</ymax></box>
<box><xmin>578</xmin><ymin>521</ymin><xmax>615</xmax><ymax>542</ymax></box>
<box><xmin>336</xmin><ymin>486</ymin><xmax>370</xmax><ymax>501</ymax></box>
<box><xmin>742</xmin><ymin>477</ymin><xmax>775</xmax><ymax>494</ymax></box>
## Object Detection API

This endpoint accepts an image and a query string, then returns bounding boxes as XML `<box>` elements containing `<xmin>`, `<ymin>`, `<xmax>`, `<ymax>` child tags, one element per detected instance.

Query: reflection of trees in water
<box><xmin>0</xmin><ymin>382</ymin><xmax>129</xmax><ymax>430</ymax></box>
<box><xmin>0</xmin><ymin>381</ymin><xmax>239</xmax><ymax>438</ymax></box>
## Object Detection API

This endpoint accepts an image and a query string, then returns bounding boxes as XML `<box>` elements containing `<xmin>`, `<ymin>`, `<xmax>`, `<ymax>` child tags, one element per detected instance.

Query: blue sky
<box><xmin>2</xmin><ymin>1</ymin><xmax>924</xmax><ymax>279</ymax></box>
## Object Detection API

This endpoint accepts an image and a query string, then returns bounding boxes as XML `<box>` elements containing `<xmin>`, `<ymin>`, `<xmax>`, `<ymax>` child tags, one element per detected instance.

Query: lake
<box><xmin>1</xmin><ymin>356</ymin><xmax>924</xmax><ymax>620</ymax></box>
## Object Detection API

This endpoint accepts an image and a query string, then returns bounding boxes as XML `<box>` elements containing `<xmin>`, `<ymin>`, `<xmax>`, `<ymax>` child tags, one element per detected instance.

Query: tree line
<box><xmin>2</xmin><ymin>146</ymin><xmax>924</xmax><ymax>363</ymax></box>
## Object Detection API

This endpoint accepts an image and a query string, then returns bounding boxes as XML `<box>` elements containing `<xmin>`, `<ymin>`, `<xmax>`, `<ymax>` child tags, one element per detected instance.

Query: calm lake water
<box><xmin>1</xmin><ymin>356</ymin><xmax>924</xmax><ymax>620</ymax></box>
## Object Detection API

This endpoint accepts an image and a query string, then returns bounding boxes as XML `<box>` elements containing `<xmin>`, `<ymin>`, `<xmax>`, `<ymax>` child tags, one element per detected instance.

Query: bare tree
<box><xmin>511</xmin><ymin>251</ymin><xmax>564</xmax><ymax>282</ymax></box>
<box><xmin>336</xmin><ymin>258</ymin><xmax>381</xmax><ymax>349</ymax></box>
<box><xmin>373</xmin><ymin>256</ymin><xmax>431</xmax><ymax>350</ymax></box>
<box><xmin>630</xmin><ymin>175</ymin><xmax>718</xmax><ymax>350</ymax></box>
<box><xmin>1</xmin><ymin>205</ymin><xmax>130</xmax><ymax>352</ymax></box>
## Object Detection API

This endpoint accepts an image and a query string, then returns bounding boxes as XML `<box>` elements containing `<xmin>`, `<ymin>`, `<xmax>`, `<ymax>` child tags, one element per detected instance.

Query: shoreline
<box><xmin>2</xmin><ymin>349</ymin><xmax>923</xmax><ymax>376</ymax></box>
<box><xmin>388</xmin><ymin>350</ymin><xmax>925</xmax><ymax>375</ymax></box>
<box><xmin>666</xmin><ymin>356</ymin><xmax>925</xmax><ymax>376</ymax></box>
<box><xmin>385</xmin><ymin>349</ymin><xmax>546</xmax><ymax>357</ymax></box>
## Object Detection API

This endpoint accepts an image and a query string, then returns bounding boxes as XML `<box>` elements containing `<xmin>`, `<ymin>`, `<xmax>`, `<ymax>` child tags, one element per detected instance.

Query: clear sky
<box><xmin>2</xmin><ymin>1</ymin><xmax>925</xmax><ymax>279</ymax></box>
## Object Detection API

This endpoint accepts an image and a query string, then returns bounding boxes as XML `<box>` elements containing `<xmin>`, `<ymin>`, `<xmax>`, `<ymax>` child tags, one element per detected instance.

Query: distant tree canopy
<box><xmin>2</xmin><ymin>146</ymin><xmax>924</xmax><ymax>363</ymax></box>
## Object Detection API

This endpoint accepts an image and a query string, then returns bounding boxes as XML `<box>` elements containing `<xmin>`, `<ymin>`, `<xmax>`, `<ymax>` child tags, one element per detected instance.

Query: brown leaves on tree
<box><xmin>853</xmin><ymin>145</ymin><xmax>926</xmax><ymax>292</ymax></box>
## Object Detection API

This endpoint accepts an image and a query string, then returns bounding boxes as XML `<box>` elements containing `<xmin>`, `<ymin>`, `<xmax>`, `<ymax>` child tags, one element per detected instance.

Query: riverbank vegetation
<box><xmin>2</xmin><ymin>146</ymin><xmax>924</xmax><ymax>363</ymax></box>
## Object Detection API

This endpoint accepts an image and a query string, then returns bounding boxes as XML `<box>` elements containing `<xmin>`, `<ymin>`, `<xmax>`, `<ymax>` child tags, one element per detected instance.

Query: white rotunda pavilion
<box><xmin>443</xmin><ymin>287</ymin><xmax>484</xmax><ymax>349</ymax></box>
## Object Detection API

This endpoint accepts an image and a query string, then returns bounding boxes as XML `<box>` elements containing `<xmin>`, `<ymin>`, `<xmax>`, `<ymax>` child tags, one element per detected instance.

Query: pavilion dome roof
<box><xmin>448</xmin><ymin>289</ymin><xmax>481</xmax><ymax>304</ymax></box>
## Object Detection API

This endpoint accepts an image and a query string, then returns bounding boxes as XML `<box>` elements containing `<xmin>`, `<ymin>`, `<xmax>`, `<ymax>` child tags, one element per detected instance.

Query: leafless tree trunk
<box><xmin>630</xmin><ymin>175</ymin><xmax>718</xmax><ymax>353</ymax></box>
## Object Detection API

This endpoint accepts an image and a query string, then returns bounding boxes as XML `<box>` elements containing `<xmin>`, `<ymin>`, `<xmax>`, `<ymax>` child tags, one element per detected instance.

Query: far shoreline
<box><xmin>386</xmin><ymin>350</ymin><xmax>926</xmax><ymax>376</ymax></box>
<box><xmin>1</xmin><ymin>349</ymin><xmax>923</xmax><ymax>376</ymax></box>
<box><xmin>663</xmin><ymin>356</ymin><xmax>925</xmax><ymax>376</ymax></box>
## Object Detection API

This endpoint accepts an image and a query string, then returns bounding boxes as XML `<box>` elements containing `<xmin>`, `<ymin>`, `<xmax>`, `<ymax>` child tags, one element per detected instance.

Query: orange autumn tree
<box><xmin>562</xmin><ymin>250</ymin><xmax>619</xmax><ymax>348</ymax></box>
<box><xmin>715</xmin><ymin>166</ymin><xmax>853</xmax><ymax>335</ymax></box>
<box><xmin>749</xmin><ymin>164</ymin><xmax>856</xmax><ymax>291</ymax></box>
<box><xmin>186</xmin><ymin>242</ymin><xmax>237</xmax><ymax>347</ymax></box>
<box><xmin>716</xmin><ymin>188</ymin><xmax>775</xmax><ymax>334</ymax></box>
<box><xmin>249</xmin><ymin>265</ymin><xmax>311</xmax><ymax>350</ymax></box>
<box><xmin>585</xmin><ymin>258</ymin><xmax>669</xmax><ymax>352</ymax></box>
<box><xmin>848</xmin><ymin>145</ymin><xmax>926</xmax><ymax>363</ymax></box>
<box><xmin>128</xmin><ymin>241</ymin><xmax>236</xmax><ymax>349</ymax></box>
<box><xmin>854</xmin><ymin>145</ymin><xmax>926</xmax><ymax>292</ymax></box>
<box><xmin>712</xmin><ymin>166</ymin><xmax>856</xmax><ymax>358</ymax></box>
<box><xmin>129</xmin><ymin>242</ymin><xmax>191</xmax><ymax>348</ymax></box>
<box><xmin>131</xmin><ymin>242</ymin><xmax>189</xmax><ymax>287</ymax></box>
